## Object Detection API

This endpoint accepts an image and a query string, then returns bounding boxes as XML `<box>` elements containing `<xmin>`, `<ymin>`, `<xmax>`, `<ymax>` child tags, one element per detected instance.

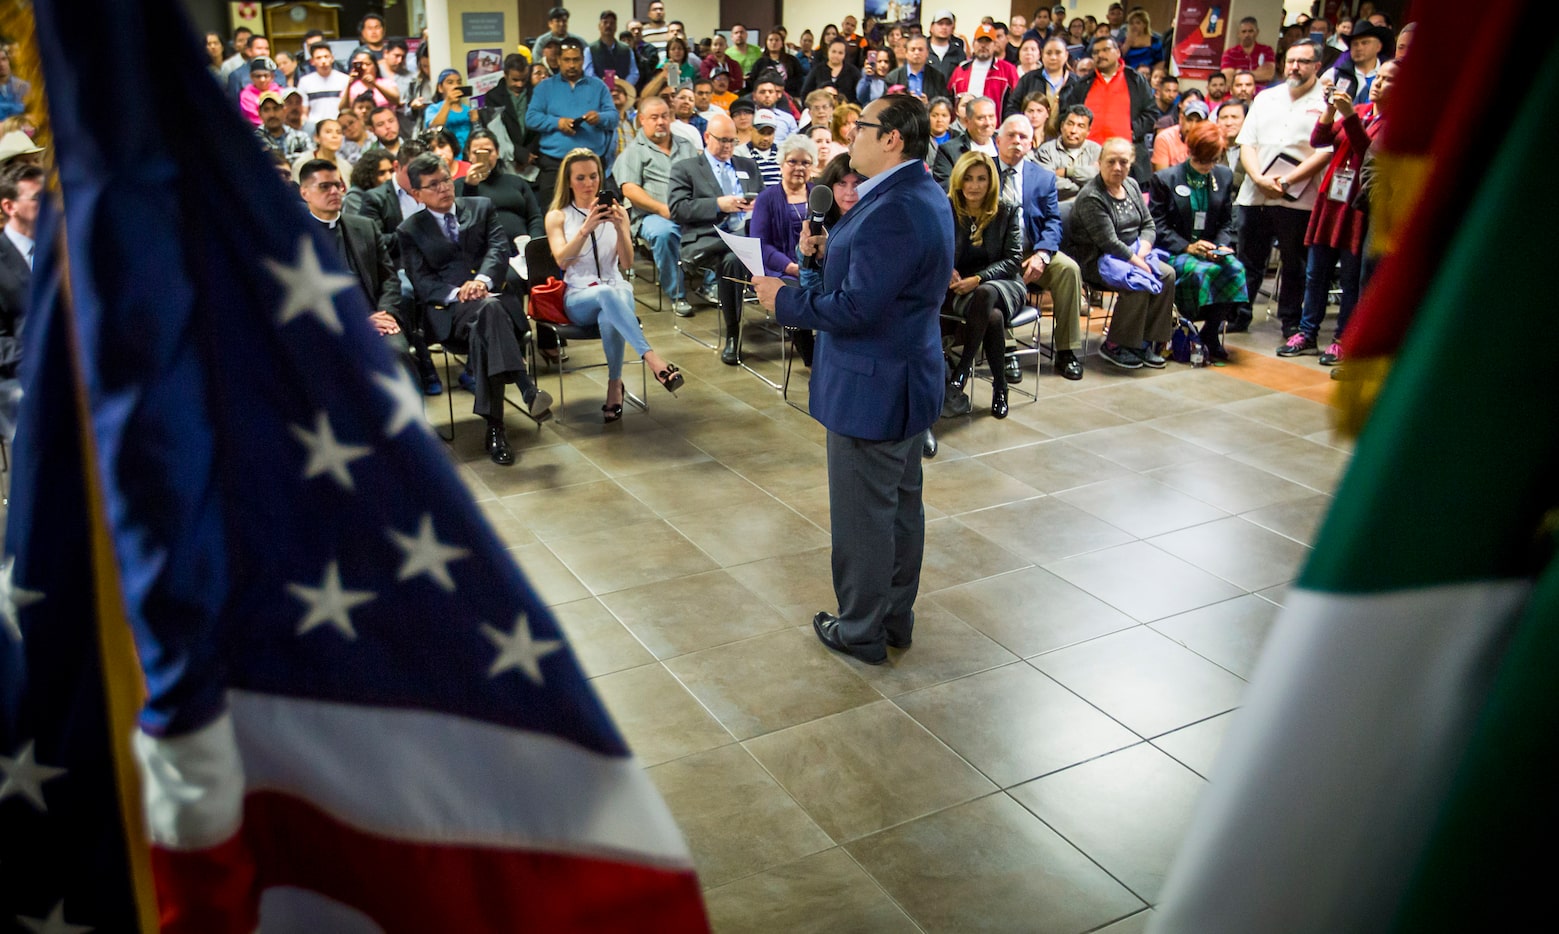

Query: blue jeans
<box><xmin>1299</xmin><ymin>243</ymin><xmax>1363</xmax><ymax>341</ymax></box>
<box><xmin>638</xmin><ymin>214</ymin><xmax>684</xmax><ymax>301</ymax></box>
<box><xmin>564</xmin><ymin>281</ymin><xmax>650</xmax><ymax>380</ymax></box>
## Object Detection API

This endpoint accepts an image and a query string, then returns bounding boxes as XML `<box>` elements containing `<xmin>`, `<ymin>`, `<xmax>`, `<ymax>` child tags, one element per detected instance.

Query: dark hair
<box><xmin>693</xmin><ymin>77</ymin><xmax>712</xmax><ymax>91</ymax></box>
<box><xmin>1160</xmin><ymin>74</ymin><xmax>1179</xmax><ymax>86</ymax></box>
<box><xmin>420</xmin><ymin>127</ymin><xmax>460</xmax><ymax>153</ymax></box>
<box><xmin>1179</xmin><ymin>88</ymin><xmax>1204</xmax><ymax>102</ymax></box>
<box><xmin>872</xmin><ymin>93</ymin><xmax>931</xmax><ymax>161</ymax></box>
<box><xmin>1061</xmin><ymin>103</ymin><xmax>1094</xmax><ymax>124</ymax></box>
<box><xmin>1089</xmin><ymin>34</ymin><xmax>1119</xmax><ymax>52</ymax></box>
<box><xmin>246</xmin><ymin>33</ymin><xmax>268</xmax><ymax>50</ymax></box>
<box><xmin>386</xmin><ymin>39</ymin><xmax>409</xmax><ymax>54</ymax></box>
<box><xmin>1285</xmin><ymin>38</ymin><xmax>1323</xmax><ymax>60</ymax></box>
<box><xmin>559</xmin><ymin>37</ymin><xmax>586</xmax><ymax>53</ymax></box>
<box><xmin>393</xmin><ymin>138</ymin><xmax>429</xmax><ymax>167</ymax></box>
<box><xmin>296</xmin><ymin>158</ymin><xmax>340</xmax><ymax>186</ymax></box>
<box><xmin>754</xmin><ymin>69</ymin><xmax>784</xmax><ymax>89</ymax></box>
<box><xmin>503</xmin><ymin>53</ymin><xmax>528</xmax><ymax>73</ymax></box>
<box><xmin>818</xmin><ymin>151</ymin><xmax>863</xmax><ymax>224</ymax></box>
<box><xmin>1239</xmin><ymin>16</ymin><xmax>1258</xmax><ymax>27</ymax></box>
<box><xmin>358</xmin><ymin>13</ymin><xmax>384</xmax><ymax>31</ymax></box>
<box><xmin>350</xmin><ymin>151</ymin><xmax>393</xmax><ymax>189</ymax></box>
<box><xmin>599</xmin><ymin>9</ymin><xmax>617</xmax><ymax>20</ymax></box>
<box><xmin>233</xmin><ymin>25</ymin><xmax>252</xmax><ymax>40</ymax></box>
<box><xmin>368</xmin><ymin>105</ymin><xmax>397</xmax><ymax>124</ymax></box>
<box><xmin>464</xmin><ymin>128</ymin><xmax>505</xmax><ymax>169</ymax></box>
<box><xmin>307</xmin><ymin>42</ymin><xmax>331</xmax><ymax>57</ymax></box>
<box><xmin>1217</xmin><ymin>99</ymin><xmax>1248</xmax><ymax>116</ymax></box>
<box><xmin>1207</xmin><ymin>71</ymin><xmax>1227</xmax><ymax>84</ymax></box>
<box><xmin>405</xmin><ymin>153</ymin><xmax>446</xmax><ymax>190</ymax></box>
<box><xmin>0</xmin><ymin>164</ymin><xmax>44</xmax><ymax>203</ymax></box>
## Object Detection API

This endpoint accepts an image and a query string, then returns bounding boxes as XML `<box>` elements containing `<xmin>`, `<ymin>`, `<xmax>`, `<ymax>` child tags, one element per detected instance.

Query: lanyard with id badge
<box><xmin>1328</xmin><ymin>166</ymin><xmax>1355</xmax><ymax>203</ymax></box>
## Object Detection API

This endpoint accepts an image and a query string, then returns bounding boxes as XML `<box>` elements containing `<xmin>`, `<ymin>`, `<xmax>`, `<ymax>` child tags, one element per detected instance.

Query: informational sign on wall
<box><xmin>461</xmin><ymin>12</ymin><xmax>505</xmax><ymax>44</ymax></box>
<box><xmin>1172</xmin><ymin>2</ymin><xmax>1230</xmax><ymax>79</ymax></box>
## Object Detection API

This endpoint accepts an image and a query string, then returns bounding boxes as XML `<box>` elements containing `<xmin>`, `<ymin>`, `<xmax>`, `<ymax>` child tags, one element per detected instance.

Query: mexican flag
<box><xmin>1148</xmin><ymin>32</ymin><xmax>1559</xmax><ymax>934</ymax></box>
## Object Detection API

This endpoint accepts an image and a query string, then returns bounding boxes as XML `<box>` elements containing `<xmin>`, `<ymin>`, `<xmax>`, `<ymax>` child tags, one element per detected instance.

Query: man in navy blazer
<box><xmin>992</xmin><ymin>115</ymin><xmax>1086</xmax><ymax>381</ymax></box>
<box><xmin>754</xmin><ymin>95</ymin><xmax>954</xmax><ymax>666</ymax></box>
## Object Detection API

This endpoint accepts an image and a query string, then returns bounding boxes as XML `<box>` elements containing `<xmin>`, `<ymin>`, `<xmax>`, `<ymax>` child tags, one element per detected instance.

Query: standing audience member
<box><xmin>948</xmin><ymin>25</ymin><xmax>1020</xmax><ymax>114</ymax></box>
<box><xmin>1121</xmin><ymin>10</ymin><xmax>1164</xmax><ymax>70</ymax></box>
<box><xmin>749</xmin><ymin>30</ymin><xmax>803</xmax><ymax>97</ymax></box>
<box><xmin>397</xmin><ymin>153</ymin><xmax>552</xmax><ymax>466</ymax></box>
<box><xmin>585</xmin><ymin>10</ymin><xmax>640</xmax><ymax>87</ymax></box>
<box><xmin>613</xmin><ymin>95</ymin><xmax>700</xmax><ymax>315</ymax></box>
<box><xmin>484</xmin><ymin>56</ymin><xmax>540</xmax><ymax>174</ymax></box>
<box><xmin>1067</xmin><ymin>137</ymin><xmax>1175</xmax><ymax>369</ymax></box>
<box><xmin>225</xmin><ymin>34</ymin><xmax>272</xmax><ymax>100</ymax></box>
<box><xmin>424</xmin><ymin>69</ymin><xmax>475</xmax><ymax>153</ymax></box>
<box><xmin>380</xmin><ymin>40</ymin><xmax>417</xmax><ymax>109</ymax></box>
<box><xmin>255</xmin><ymin>90</ymin><xmax>311</xmax><ymax>157</ymax></box>
<box><xmin>749</xmin><ymin>74</ymin><xmax>799</xmax><ymax>143</ymax></box>
<box><xmin>218</xmin><ymin>26</ymin><xmax>252</xmax><ymax>79</ymax></box>
<box><xmin>339</xmin><ymin>49</ymin><xmax>400</xmax><ymax>112</ymax></box>
<box><xmin>1287</xmin><ymin>59</ymin><xmax>1395</xmax><ymax>365</ymax></box>
<box><xmin>528</xmin><ymin>39</ymin><xmax>618</xmax><ymax>206</ymax></box>
<box><xmin>801</xmin><ymin>39</ymin><xmax>863</xmax><ymax>104</ymax></box>
<box><xmin>1221</xmin><ymin>17</ymin><xmax>1277</xmax><ymax>85</ymax></box>
<box><xmin>299</xmin><ymin>43</ymin><xmax>349</xmax><ymax>123</ymax></box>
<box><xmin>1149</xmin><ymin>121</ymin><xmax>1245</xmax><ymax>361</ymax></box>
<box><xmin>533</xmin><ymin>7</ymin><xmax>587</xmax><ymax>62</ymax></box>
<box><xmin>926</xmin><ymin>10</ymin><xmax>968</xmax><ymax>74</ymax></box>
<box><xmin>544</xmin><ymin>148</ymin><xmax>683</xmax><ymax>422</ymax></box>
<box><xmin>1234</xmin><ymin>40</ymin><xmax>1331</xmax><ymax>336</ymax></box>
<box><xmin>887</xmin><ymin>36</ymin><xmax>951</xmax><ymax>103</ymax></box>
<box><xmin>1058</xmin><ymin>35</ymin><xmax>1155</xmax><ymax>182</ymax></box>
<box><xmin>238</xmin><ymin>56</ymin><xmax>279</xmax><ymax>126</ymax></box>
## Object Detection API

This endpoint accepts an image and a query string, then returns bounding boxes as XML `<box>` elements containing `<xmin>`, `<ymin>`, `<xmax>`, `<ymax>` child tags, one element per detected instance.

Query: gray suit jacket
<box><xmin>666</xmin><ymin>153</ymin><xmax>764</xmax><ymax>261</ymax></box>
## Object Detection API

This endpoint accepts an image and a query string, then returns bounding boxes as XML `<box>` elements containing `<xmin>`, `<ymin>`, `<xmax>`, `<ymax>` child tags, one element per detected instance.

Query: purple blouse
<box><xmin>750</xmin><ymin>181</ymin><xmax>813</xmax><ymax>278</ymax></box>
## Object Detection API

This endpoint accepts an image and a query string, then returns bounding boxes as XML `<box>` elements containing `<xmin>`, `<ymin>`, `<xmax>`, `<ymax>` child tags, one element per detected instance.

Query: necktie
<box><xmin>1000</xmin><ymin>165</ymin><xmax>1019</xmax><ymax>206</ymax></box>
<box><xmin>442</xmin><ymin>211</ymin><xmax>459</xmax><ymax>244</ymax></box>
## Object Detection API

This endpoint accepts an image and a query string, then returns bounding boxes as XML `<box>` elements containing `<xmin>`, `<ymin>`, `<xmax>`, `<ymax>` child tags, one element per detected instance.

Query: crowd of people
<box><xmin>177</xmin><ymin>3</ymin><xmax>1409</xmax><ymax>464</ymax></box>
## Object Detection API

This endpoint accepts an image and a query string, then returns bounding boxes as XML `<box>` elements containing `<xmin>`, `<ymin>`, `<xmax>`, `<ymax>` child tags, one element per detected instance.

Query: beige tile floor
<box><xmin>420</xmin><ymin>271</ymin><xmax>1347</xmax><ymax>932</ymax></box>
<box><xmin>427</xmin><ymin>269</ymin><xmax>1352</xmax><ymax>932</ymax></box>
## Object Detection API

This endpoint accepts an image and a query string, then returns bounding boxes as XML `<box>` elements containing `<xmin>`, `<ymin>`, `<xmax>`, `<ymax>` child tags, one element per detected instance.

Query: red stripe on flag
<box><xmin>156</xmin><ymin>791</ymin><xmax>710</xmax><ymax>932</ymax></box>
<box><xmin>151</xmin><ymin>832</ymin><xmax>260</xmax><ymax>934</ymax></box>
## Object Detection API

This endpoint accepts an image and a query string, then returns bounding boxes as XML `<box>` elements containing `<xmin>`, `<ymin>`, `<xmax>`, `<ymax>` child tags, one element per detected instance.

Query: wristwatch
<box><xmin>1277</xmin><ymin>176</ymin><xmax>1290</xmax><ymax>193</ymax></box>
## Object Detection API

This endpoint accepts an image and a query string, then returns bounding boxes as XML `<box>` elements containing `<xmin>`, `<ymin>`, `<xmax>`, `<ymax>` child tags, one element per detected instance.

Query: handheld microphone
<box><xmin>802</xmin><ymin>185</ymin><xmax>833</xmax><ymax>270</ymax></box>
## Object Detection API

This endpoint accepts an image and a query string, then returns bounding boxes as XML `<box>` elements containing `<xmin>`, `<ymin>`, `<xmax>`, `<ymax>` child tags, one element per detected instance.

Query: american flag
<box><xmin>1</xmin><ymin>1</ymin><xmax>707</xmax><ymax>930</ymax></box>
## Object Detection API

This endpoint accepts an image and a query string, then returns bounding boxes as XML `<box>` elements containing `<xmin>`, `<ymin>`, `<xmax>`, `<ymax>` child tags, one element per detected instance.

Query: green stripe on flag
<box><xmin>1300</xmin><ymin>39</ymin><xmax>1559</xmax><ymax>594</ymax></box>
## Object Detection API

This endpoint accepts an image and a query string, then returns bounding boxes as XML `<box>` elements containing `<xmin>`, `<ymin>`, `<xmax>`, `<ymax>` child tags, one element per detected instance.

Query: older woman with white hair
<box><xmin>750</xmin><ymin>133</ymin><xmax>821</xmax><ymax>280</ymax></box>
<box><xmin>1066</xmin><ymin>137</ymin><xmax>1176</xmax><ymax>369</ymax></box>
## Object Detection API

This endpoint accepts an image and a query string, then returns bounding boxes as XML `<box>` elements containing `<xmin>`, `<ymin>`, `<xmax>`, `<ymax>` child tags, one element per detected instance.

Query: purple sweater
<box><xmin>750</xmin><ymin>181</ymin><xmax>812</xmax><ymax>278</ymax></box>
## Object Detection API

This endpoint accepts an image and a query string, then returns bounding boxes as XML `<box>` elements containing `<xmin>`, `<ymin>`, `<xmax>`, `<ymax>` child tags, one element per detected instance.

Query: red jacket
<box><xmin>946</xmin><ymin>57</ymin><xmax>1020</xmax><ymax>115</ymax></box>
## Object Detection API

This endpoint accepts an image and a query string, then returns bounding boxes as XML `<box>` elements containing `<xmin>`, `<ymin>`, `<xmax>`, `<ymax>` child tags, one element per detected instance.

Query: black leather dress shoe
<box><xmin>486</xmin><ymin>424</ymin><xmax>515</xmax><ymax>466</ymax></box>
<box><xmin>990</xmin><ymin>386</ymin><xmax>1009</xmax><ymax>420</ymax></box>
<box><xmin>922</xmin><ymin>429</ymin><xmax>937</xmax><ymax>459</ymax></box>
<box><xmin>812</xmin><ymin>612</ymin><xmax>887</xmax><ymax>665</ymax></box>
<box><xmin>720</xmin><ymin>337</ymin><xmax>740</xmax><ymax>366</ymax></box>
<box><xmin>1056</xmin><ymin>350</ymin><xmax>1084</xmax><ymax>381</ymax></box>
<box><xmin>1004</xmin><ymin>353</ymin><xmax>1023</xmax><ymax>384</ymax></box>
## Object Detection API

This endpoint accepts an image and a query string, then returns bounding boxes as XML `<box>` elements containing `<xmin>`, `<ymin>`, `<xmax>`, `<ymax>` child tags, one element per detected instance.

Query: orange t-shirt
<box><xmin>1085</xmin><ymin>69</ymin><xmax>1134</xmax><ymax>144</ymax></box>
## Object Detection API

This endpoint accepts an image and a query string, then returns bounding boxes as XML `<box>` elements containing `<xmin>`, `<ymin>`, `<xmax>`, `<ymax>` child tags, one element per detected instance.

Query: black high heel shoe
<box><xmin>602</xmin><ymin>402</ymin><xmax>624</xmax><ymax>423</ymax></box>
<box><xmin>990</xmin><ymin>386</ymin><xmax>1009</xmax><ymax>420</ymax></box>
<box><xmin>949</xmin><ymin>369</ymin><xmax>969</xmax><ymax>393</ymax></box>
<box><xmin>655</xmin><ymin>363</ymin><xmax>684</xmax><ymax>394</ymax></box>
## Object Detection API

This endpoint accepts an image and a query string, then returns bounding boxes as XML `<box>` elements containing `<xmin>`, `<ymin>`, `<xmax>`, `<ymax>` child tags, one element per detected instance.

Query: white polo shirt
<box><xmin>1235</xmin><ymin>79</ymin><xmax>1331</xmax><ymax>211</ymax></box>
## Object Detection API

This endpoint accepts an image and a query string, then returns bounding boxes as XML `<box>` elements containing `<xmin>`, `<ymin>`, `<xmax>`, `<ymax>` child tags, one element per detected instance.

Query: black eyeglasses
<box><xmin>855</xmin><ymin>119</ymin><xmax>887</xmax><ymax>134</ymax></box>
<box><xmin>709</xmin><ymin>135</ymin><xmax>738</xmax><ymax>146</ymax></box>
<box><xmin>418</xmin><ymin>177</ymin><xmax>454</xmax><ymax>191</ymax></box>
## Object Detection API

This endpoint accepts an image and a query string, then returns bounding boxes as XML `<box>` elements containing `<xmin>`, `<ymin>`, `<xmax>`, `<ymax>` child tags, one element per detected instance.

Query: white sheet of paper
<box><xmin>715</xmin><ymin>227</ymin><xmax>766</xmax><ymax>278</ymax></box>
<box><xmin>510</xmin><ymin>235</ymin><xmax>531</xmax><ymax>278</ymax></box>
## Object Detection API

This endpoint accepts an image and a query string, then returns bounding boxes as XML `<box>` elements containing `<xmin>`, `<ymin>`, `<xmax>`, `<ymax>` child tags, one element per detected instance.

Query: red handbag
<box><xmin>528</xmin><ymin>276</ymin><xmax>569</xmax><ymax>325</ymax></box>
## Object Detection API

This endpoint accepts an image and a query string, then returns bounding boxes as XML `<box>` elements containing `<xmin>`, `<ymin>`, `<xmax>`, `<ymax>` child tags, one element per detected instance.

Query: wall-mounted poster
<box><xmin>467</xmin><ymin>48</ymin><xmax>505</xmax><ymax>97</ymax></box>
<box><xmin>867</xmin><ymin>1</ymin><xmax>921</xmax><ymax>28</ymax></box>
<box><xmin>1171</xmin><ymin>1</ymin><xmax>1230</xmax><ymax>79</ymax></box>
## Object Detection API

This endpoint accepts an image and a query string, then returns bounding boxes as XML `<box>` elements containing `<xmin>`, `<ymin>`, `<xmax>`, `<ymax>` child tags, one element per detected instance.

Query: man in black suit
<box><xmin>666</xmin><ymin>110</ymin><xmax>764</xmax><ymax>365</ymax></box>
<box><xmin>0</xmin><ymin>164</ymin><xmax>40</xmax><ymax>384</ymax></box>
<box><xmin>931</xmin><ymin>95</ymin><xmax>999</xmax><ymax>188</ymax></box>
<box><xmin>884</xmin><ymin>36</ymin><xmax>950</xmax><ymax>104</ymax></box>
<box><xmin>352</xmin><ymin>138</ymin><xmax>427</xmax><ymax>263</ymax></box>
<box><xmin>297</xmin><ymin>159</ymin><xmax>415</xmax><ymax>378</ymax></box>
<box><xmin>397</xmin><ymin>154</ymin><xmax>552</xmax><ymax>466</ymax></box>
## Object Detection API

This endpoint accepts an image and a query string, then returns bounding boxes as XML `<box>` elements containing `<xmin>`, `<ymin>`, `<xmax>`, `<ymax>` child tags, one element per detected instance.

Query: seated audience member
<box><xmin>801</xmin><ymin>39</ymin><xmax>863</xmax><ymax>104</ymax></box>
<box><xmin>707</xmin><ymin>67</ymin><xmax>738</xmax><ymax>110</ymax></box>
<box><xmin>943</xmin><ymin>151</ymin><xmax>1024</xmax><ymax>419</ymax></box>
<box><xmin>1035</xmin><ymin>104</ymin><xmax>1100</xmax><ymax>201</ymax></box>
<box><xmin>424</xmin><ymin>68</ymin><xmax>475</xmax><ymax>153</ymax></box>
<box><xmin>927</xmin><ymin>97</ymin><xmax>955</xmax><ymax>151</ymax></box>
<box><xmin>808</xmin><ymin>124</ymin><xmax>838</xmax><ymax>171</ymax></box>
<box><xmin>738</xmin><ymin>109</ymin><xmax>783</xmax><ymax>188</ymax></box>
<box><xmin>367</xmin><ymin>105</ymin><xmax>404</xmax><ymax>159</ymax></box>
<box><xmin>671</xmin><ymin>92</ymin><xmax>708</xmax><ymax>152</ymax></box>
<box><xmin>671</xmin><ymin>86</ymin><xmax>706</xmax><ymax>140</ymax></box>
<box><xmin>948</xmin><ymin>25</ymin><xmax>1021</xmax><ymax>114</ymax></box>
<box><xmin>667</xmin><ymin>111</ymin><xmax>765</xmax><ymax>365</ymax></box>
<box><xmin>1151</xmin><ymin>97</ymin><xmax>1209</xmax><ymax>171</ymax></box>
<box><xmin>1019</xmin><ymin>92</ymin><xmax>1054</xmax><ymax>143</ymax></box>
<box><xmin>1288</xmin><ymin>60</ymin><xmax>1395</xmax><ymax>366</ymax></box>
<box><xmin>749</xmin><ymin>30</ymin><xmax>803</xmax><ymax>96</ymax></box>
<box><xmin>613</xmin><ymin>95</ymin><xmax>699</xmax><ymax>315</ymax></box>
<box><xmin>352</xmin><ymin>138</ymin><xmax>428</xmax><ymax>263</ymax></box>
<box><xmin>295</xmin><ymin>158</ymin><xmax>412</xmax><ymax>374</ymax></box>
<box><xmin>255</xmin><ymin>90</ymin><xmax>312</xmax><ymax>158</ymax></box>
<box><xmin>750</xmin><ymin>134</ymin><xmax>818</xmax><ymax>279</ymax></box>
<box><xmin>831</xmin><ymin>104</ymin><xmax>861</xmax><ymax>146</ymax></box>
<box><xmin>458</xmin><ymin>129</ymin><xmax>544</xmax><ymax>245</ymax></box>
<box><xmin>544</xmin><ymin>148</ymin><xmax>684</xmax><ymax>421</ymax></box>
<box><xmin>528</xmin><ymin>38</ymin><xmax>619</xmax><ymax>208</ymax></box>
<box><xmin>238</xmin><ymin>56</ymin><xmax>279</xmax><ymax>126</ymax></box>
<box><xmin>1067</xmin><ymin>138</ymin><xmax>1175</xmax><ymax>369</ymax></box>
<box><xmin>397</xmin><ymin>153</ymin><xmax>553</xmax><ymax>466</ymax></box>
<box><xmin>799</xmin><ymin>88</ymin><xmax>835</xmax><ymax>132</ymax></box>
<box><xmin>749</xmin><ymin>73</ymin><xmax>799</xmax><ymax>143</ymax></box>
<box><xmin>1149</xmin><ymin>122</ymin><xmax>1244</xmax><ymax>361</ymax></box>
<box><xmin>345</xmin><ymin>150</ymin><xmax>394</xmax><ymax>214</ymax></box>
<box><xmin>336</xmin><ymin>110</ymin><xmax>368</xmax><ymax>164</ymax></box>
<box><xmin>932</xmin><ymin>95</ymin><xmax>998</xmax><ymax>187</ymax></box>
<box><xmin>291</xmin><ymin>117</ymin><xmax>352</xmax><ymax>183</ymax></box>
<box><xmin>424</xmin><ymin>128</ymin><xmax>471</xmax><ymax>181</ymax></box>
